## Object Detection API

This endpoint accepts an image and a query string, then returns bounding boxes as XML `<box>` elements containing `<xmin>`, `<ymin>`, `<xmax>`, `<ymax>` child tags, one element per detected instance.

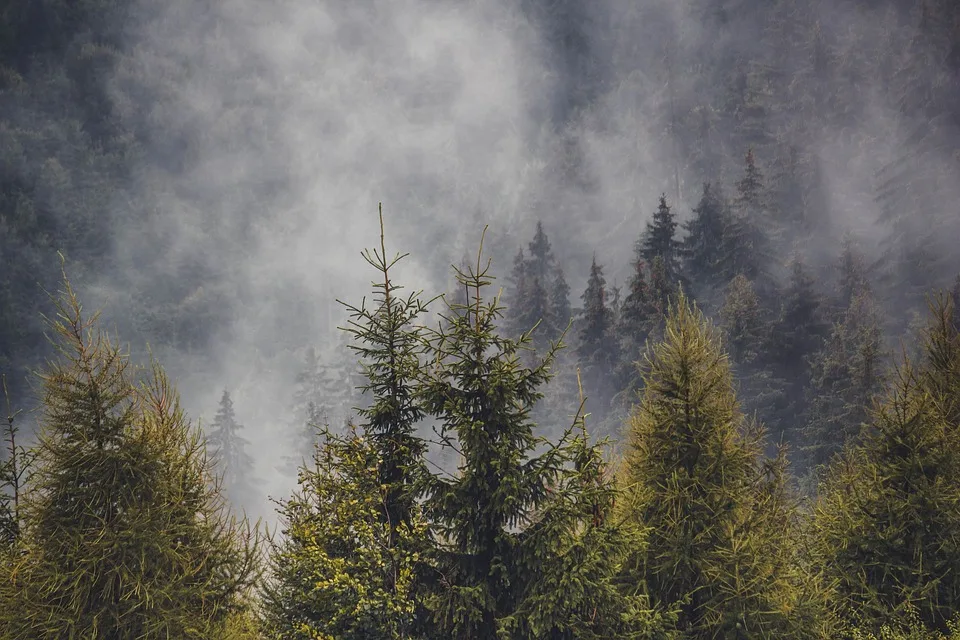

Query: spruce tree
<box><xmin>683</xmin><ymin>182</ymin><xmax>729</xmax><ymax>305</ymax></box>
<box><xmin>207</xmin><ymin>389</ymin><xmax>258</xmax><ymax>513</ymax></box>
<box><xmin>527</xmin><ymin>221</ymin><xmax>556</xmax><ymax>287</ymax></box>
<box><xmin>641</xmin><ymin>194</ymin><xmax>683</xmax><ymax>285</ymax></box>
<box><xmin>576</xmin><ymin>257</ymin><xmax>619</xmax><ymax>422</ymax></box>
<box><xmin>340</xmin><ymin>204</ymin><xmax>431</xmax><ymax>554</ymax></box>
<box><xmin>506</xmin><ymin>247</ymin><xmax>529</xmax><ymax>339</ymax></box>
<box><xmin>617</xmin><ymin>248</ymin><xmax>654</xmax><ymax>396</ymax></box>
<box><xmin>261</xmin><ymin>426</ymin><xmax>428</xmax><ymax>640</ymax></box>
<box><xmin>619</xmin><ymin>291</ymin><xmax>828</xmax><ymax>638</ymax></box>
<box><xmin>0</xmin><ymin>376</ymin><xmax>30</xmax><ymax>549</ymax></box>
<box><xmin>419</xmin><ymin>242</ymin><xmax>659</xmax><ymax>639</ymax></box>
<box><xmin>263</xmin><ymin>207</ymin><xmax>432</xmax><ymax>639</ymax></box>
<box><xmin>4</xmin><ymin>273</ymin><xmax>259</xmax><ymax>639</ymax></box>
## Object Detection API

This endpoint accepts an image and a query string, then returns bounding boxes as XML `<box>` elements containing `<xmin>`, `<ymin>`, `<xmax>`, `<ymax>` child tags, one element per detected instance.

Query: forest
<box><xmin>2</xmin><ymin>0</ymin><xmax>960</xmax><ymax>637</ymax></box>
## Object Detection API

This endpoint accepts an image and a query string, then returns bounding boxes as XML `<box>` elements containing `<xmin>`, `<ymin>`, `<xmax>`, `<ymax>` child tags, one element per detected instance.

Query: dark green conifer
<box><xmin>419</xmin><ymin>241</ymin><xmax>658</xmax><ymax>639</ymax></box>
<box><xmin>641</xmin><ymin>194</ymin><xmax>683</xmax><ymax>284</ymax></box>
<box><xmin>550</xmin><ymin>266</ymin><xmax>572</xmax><ymax>332</ymax></box>
<box><xmin>576</xmin><ymin>257</ymin><xmax>619</xmax><ymax>420</ymax></box>
<box><xmin>683</xmin><ymin>183</ymin><xmax>729</xmax><ymax>303</ymax></box>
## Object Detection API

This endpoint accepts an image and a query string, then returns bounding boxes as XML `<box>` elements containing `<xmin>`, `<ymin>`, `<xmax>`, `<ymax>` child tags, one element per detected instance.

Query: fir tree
<box><xmin>3</xmin><ymin>272</ymin><xmax>259</xmax><ymax>639</ymax></box>
<box><xmin>339</xmin><ymin>203</ymin><xmax>431</xmax><ymax>556</ymax></box>
<box><xmin>683</xmin><ymin>183</ymin><xmax>729</xmax><ymax>304</ymax></box>
<box><xmin>641</xmin><ymin>194</ymin><xmax>683</xmax><ymax>284</ymax></box>
<box><xmin>527</xmin><ymin>220</ymin><xmax>556</xmax><ymax>286</ymax></box>
<box><xmin>0</xmin><ymin>376</ymin><xmax>30</xmax><ymax>549</ymax></box>
<box><xmin>419</xmin><ymin>241</ymin><xmax>659</xmax><ymax>639</ymax></box>
<box><xmin>619</xmin><ymin>291</ymin><xmax>828</xmax><ymax>638</ymax></box>
<box><xmin>616</xmin><ymin>248</ymin><xmax>653</xmax><ymax>397</ymax></box>
<box><xmin>506</xmin><ymin>247</ymin><xmax>529</xmax><ymax>339</ymax></box>
<box><xmin>918</xmin><ymin>291</ymin><xmax>960</xmax><ymax>429</ymax></box>
<box><xmin>836</xmin><ymin>234</ymin><xmax>872</xmax><ymax>311</ymax></box>
<box><xmin>207</xmin><ymin>389</ymin><xmax>258</xmax><ymax>513</ymax></box>
<box><xmin>576</xmin><ymin>257</ymin><xmax>619</xmax><ymax>422</ymax></box>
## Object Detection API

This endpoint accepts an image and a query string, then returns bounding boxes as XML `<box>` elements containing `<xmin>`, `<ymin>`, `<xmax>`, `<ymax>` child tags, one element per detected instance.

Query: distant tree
<box><xmin>576</xmin><ymin>257</ymin><xmax>619</xmax><ymax>420</ymax></box>
<box><xmin>616</xmin><ymin>248</ymin><xmax>653</xmax><ymax>396</ymax></box>
<box><xmin>3</xmin><ymin>273</ymin><xmax>259</xmax><ymax>639</ymax></box>
<box><xmin>765</xmin><ymin>259</ymin><xmax>831</xmax><ymax>441</ymax></box>
<box><xmin>683</xmin><ymin>182</ymin><xmax>729</xmax><ymax>302</ymax></box>
<box><xmin>550</xmin><ymin>266</ymin><xmax>572</xmax><ymax>332</ymax></box>
<box><xmin>802</xmin><ymin>290</ymin><xmax>887</xmax><ymax>471</ymax></box>
<box><xmin>719</xmin><ymin>274</ymin><xmax>786</xmax><ymax>441</ymax></box>
<box><xmin>207</xmin><ymin>389</ymin><xmax>258</xmax><ymax>512</ymax></box>
<box><xmin>506</xmin><ymin>247</ymin><xmax>529</xmax><ymax>339</ymax></box>
<box><xmin>836</xmin><ymin>235</ymin><xmax>872</xmax><ymax>311</ymax></box>
<box><xmin>640</xmin><ymin>194</ymin><xmax>683</xmax><ymax>284</ymax></box>
<box><xmin>0</xmin><ymin>376</ymin><xmax>30</xmax><ymax>550</ymax></box>
<box><xmin>620</xmin><ymin>291</ymin><xmax>830</xmax><ymax>638</ymax></box>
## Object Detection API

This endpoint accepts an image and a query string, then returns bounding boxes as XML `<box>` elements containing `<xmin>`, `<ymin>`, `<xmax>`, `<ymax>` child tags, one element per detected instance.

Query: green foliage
<box><xmin>620</xmin><ymin>291</ymin><xmax>828</xmax><ymax>638</ymax></box>
<box><xmin>0</xmin><ymin>271</ymin><xmax>260</xmax><ymax>639</ymax></box>
<box><xmin>418</xmin><ymin>242</ymin><xmax>659</xmax><ymax>639</ymax></box>
<box><xmin>260</xmin><ymin>425</ymin><xmax>427</xmax><ymax>640</ymax></box>
<box><xmin>811</xmin><ymin>345</ymin><xmax>960</xmax><ymax>632</ymax></box>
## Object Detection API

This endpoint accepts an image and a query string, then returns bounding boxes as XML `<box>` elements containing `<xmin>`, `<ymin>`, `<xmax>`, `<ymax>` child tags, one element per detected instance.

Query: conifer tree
<box><xmin>550</xmin><ymin>266</ymin><xmax>572</xmax><ymax>332</ymax></box>
<box><xmin>812</xmin><ymin>355</ymin><xmax>960</xmax><ymax>633</ymax></box>
<box><xmin>619</xmin><ymin>291</ymin><xmax>828</xmax><ymax>638</ymax></box>
<box><xmin>918</xmin><ymin>291</ymin><xmax>960</xmax><ymax>429</ymax></box>
<box><xmin>836</xmin><ymin>235</ymin><xmax>872</xmax><ymax>311</ymax></box>
<box><xmin>765</xmin><ymin>259</ymin><xmax>830</xmax><ymax>441</ymax></box>
<box><xmin>419</xmin><ymin>241</ymin><xmax>660</xmax><ymax>639</ymax></box>
<box><xmin>507</xmin><ymin>247</ymin><xmax>529</xmax><ymax>339</ymax></box>
<box><xmin>683</xmin><ymin>183</ymin><xmax>729</xmax><ymax>304</ymax></box>
<box><xmin>340</xmin><ymin>204</ymin><xmax>431</xmax><ymax>555</ymax></box>
<box><xmin>641</xmin><ymin>194</ymin><xmax>683</xmax><ymax>284</ymax></box>
<box><xmin>576</xmin><ymin>257</ymin><xmax>619</xmax><ymax>421</ymax></box>
<box><xmin>4</xmin><ymin>272</ymin><xmax>259</xmax><ymax>639</ymax></box>
<box><xmin>263</xmin><ymin>206</ymin><xmax>432</xmax><ymax>638</ymax></box>
<box><xmin>261</xmin><ymin>426</ymin><xmax>428</xmax><ymax>640</ymax></box>
<box><xmin>527</xmin><ymin>220</ymin><xmax>556</xmax><ymax>286</ymax></box>
<box><xmin>617</xmin><ymin>248</ymin><xmax>654</xmax><ymax>396</ymax></box>
<box><xmin>207</xmin><ymin>389</ymin><xmax>258</xmax><ymax>513</ymax></box>
<box><xmin>802</xmin><ymin>290</ymin><xmax>886</xmax><ymax>470</ymax></box>
<box><xmin>0</xmin><ymin>376</ymin><xmax>30</xmax><ymax>549</ymax></box>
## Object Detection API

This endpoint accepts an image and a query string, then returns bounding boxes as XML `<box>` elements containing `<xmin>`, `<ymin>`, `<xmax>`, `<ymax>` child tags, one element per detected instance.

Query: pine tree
<box><xmin>765</xmin><ymin>259</ymin><xmax>830</xmax><ymax>441</ymax></box>
<box><xmin>506</xmin><ymin>247</ymin><xmax>529</xmax><ymax>339</ymax></box>
<box><xmin>3</xmin><ymin>272</ymin><xmax>259</xmax><ymax>639</ymax></box>
<box><xmin>576</xmin><ymin>257</ymin><xmax>619</xmax><ymax>422</ymax></box>
<box><xmin>419</xmin><ymin>242</ymin><xmax>660</xmax><ymax>639</ymax></box>
<box><xmin>619</xmin><ymin>291</ymin><xmax>828</xmax><ymax>638</ymax></box>
<box><xmin>207</xmin><ymin>389</ymin><xmax>258</xmax><ymax>513</ymax></box>
<box><xmin>641</xmin><ymin>194</ymin><xmax>683</xmax><ymax>284</ymax></box>
<box><xmin>0</xmin><ymin>376</ymin><xmax>30</xmax><ymax>550</ymax></box>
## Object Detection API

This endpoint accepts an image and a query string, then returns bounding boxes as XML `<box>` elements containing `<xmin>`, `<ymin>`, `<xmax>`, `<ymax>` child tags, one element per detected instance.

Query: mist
<box><xmin>2</xmin><ymin>0</ymin><xmax>958</xmax><ymax>523</ymax></box>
